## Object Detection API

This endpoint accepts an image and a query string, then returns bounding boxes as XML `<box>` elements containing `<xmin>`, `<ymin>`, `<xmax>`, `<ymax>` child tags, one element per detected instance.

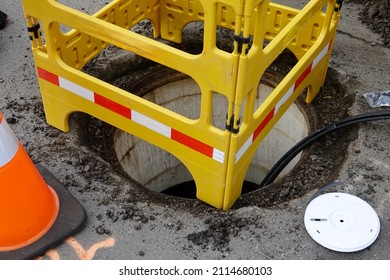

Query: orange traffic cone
<box><xmin>0</xmin><ymin>112</ymin><xmax>59</xmax><ymax>251</ymax></box>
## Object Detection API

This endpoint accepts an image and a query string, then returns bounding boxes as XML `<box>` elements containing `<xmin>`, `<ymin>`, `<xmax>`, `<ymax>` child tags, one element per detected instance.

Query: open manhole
<box><xmin>110</xmin><ymin>70</ymin><xmax>311</xmax><ymax>199</ymax></box>
<box><xmin>78</xmin><ymin>24</ymin><xmax>356</xmax><ymax>209</ymax></box>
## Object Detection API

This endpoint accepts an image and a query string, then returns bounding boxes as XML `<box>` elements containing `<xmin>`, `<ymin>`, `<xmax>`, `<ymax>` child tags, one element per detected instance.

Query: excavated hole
<box><xmin>78</xmin><ymin>35</ymin><xmax>356</xmax><ymax>209</ymax></box>
<box><xmin>110</xmin><ymin>72</ymin><xmax>310</xmax><ymax>199</ymax></box>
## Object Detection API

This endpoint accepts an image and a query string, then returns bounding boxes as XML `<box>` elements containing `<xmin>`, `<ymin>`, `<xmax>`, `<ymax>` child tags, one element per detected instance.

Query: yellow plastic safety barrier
<box><xmin>21</xmin><ymin>0</ymin><xmax>343</xmax><ymax>209</ymax></box>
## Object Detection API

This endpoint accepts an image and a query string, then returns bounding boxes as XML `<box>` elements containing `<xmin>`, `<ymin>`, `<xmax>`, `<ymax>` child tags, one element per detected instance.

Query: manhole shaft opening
<box><xmin>112</xmin><ymin>70</ymin><xmax>311</xmax><ymax>199</ymax></box>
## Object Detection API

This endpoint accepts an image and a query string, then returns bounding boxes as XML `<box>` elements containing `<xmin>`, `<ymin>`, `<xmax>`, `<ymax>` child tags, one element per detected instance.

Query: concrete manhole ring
<box><xmin>78</xmin><ymin>39</ymin><xmax>356</xmax><ymax>210</ymax></box>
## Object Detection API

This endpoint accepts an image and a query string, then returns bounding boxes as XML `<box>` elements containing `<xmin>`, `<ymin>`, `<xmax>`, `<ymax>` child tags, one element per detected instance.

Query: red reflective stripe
<box><xmin>253</xmin><ymin>108</ymin><xmax>275</xmax><ymax>141</ymax></box>
<box><xmin>171</xmin><ymin>129</ymin><xmax>214</xmax><ymax>158</ymax></box>
<box><xmin>34</xmin><ymin>67</ymin><xmax>223</xmax><ymax>162</ymax></box>
<box><xmin>94</xmin><ymin>93</ymin><xmax>131</xmax><ymax>119</ymax></box>
<box><xmin>294</xmin><ymin>63</ymin><xmax>312</xmax><ymax>91</ymax></box>
<box><xmin>0</xmin><ymin>112</ymin><xmax>2</xmax><ymax>124</ymax></box>
<box><xmin>37</xmin><ymin>67</ymin><xmax>59</xmax><ymax>86</ymax></box>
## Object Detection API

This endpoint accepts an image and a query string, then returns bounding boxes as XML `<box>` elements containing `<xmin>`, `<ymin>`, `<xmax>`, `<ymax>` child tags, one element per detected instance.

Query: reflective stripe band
<box><xmin>236</xmin><ymin>41</ymin><xmax>332</xmax><ymax>163</ymax></box>
<box><xmin>132</xmin><ymin>110</ymin><xmax>171</xmax><ymax>138</ymax></box>
<box><xmin>171</xmin><ymin>129</ymin><xmax>213</xmax><ymax>159</ymax></box>
<box><xmin>58</xmin><ymin>76</ymin><xmax>94</xmax><ymax>102</ymax></box>
<box><xmin>94</xmin><ymin>93</ymin><xmax>131</xmax><ymax>119</ymax></box>
<box><xmin>0</xmin><ymin>115</ymin><xmax>19</xmax><ymax>168</ymax></box>
<box><xmin>37</xmin><ymin>68</ymin><xmax>225</xmax><ymax>164</ymax></box>
<box><xmin>235</xmin><ymin>135</ymin><xmax>253</xmax><ymax>163</ymax></box>
<box><xmin>212</xmin><ymin>148</ymin><xmax>225</xmax><ymax>164</ymax></box>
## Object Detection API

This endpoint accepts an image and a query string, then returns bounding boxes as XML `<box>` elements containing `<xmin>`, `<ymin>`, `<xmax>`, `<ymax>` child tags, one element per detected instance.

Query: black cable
<box><xmin>259</xmin><ymin>110</ymin><xmax>390</xmax><ymax>188</ymax></box>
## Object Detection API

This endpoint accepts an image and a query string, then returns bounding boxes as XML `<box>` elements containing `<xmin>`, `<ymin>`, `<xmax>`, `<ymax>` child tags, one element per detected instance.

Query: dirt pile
<box><xmin>350</xmin><ymin>0</ymin><xmax>390</xmax><ymax>45</ymax></box>
<box><xmin>186</xmin><ymin>215</ymin><xmax>253</xmax><ymax>254</ymax></box>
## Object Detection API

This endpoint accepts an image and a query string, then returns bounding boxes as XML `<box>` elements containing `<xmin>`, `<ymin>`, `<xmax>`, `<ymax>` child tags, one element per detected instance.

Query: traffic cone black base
<box><xmin>0</xmin><ymin>164</ymin><xmax>87</xmax><ymax>260</ymax></box>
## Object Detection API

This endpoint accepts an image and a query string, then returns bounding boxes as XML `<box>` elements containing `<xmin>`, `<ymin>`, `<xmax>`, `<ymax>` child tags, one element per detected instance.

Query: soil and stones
<box><xmin>350</xmin><ymin>0</ymin><xmax>390</xmax><ymax>46</ymax></box>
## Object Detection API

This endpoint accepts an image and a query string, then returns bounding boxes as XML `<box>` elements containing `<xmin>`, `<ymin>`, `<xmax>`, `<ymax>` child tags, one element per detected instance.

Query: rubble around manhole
<box><xmin>186</xmin><ymin>215</ymin><xmax>253</xmax><ymax>253</ymax></box>
<box><xmin>63</xmin><ymin>18</ymin><xmax>361</xmax><ymax>254</ymax></box>
<box><xmin>78</xmin><ymin>67</ymin><xmax>357</xmax><ymax>254</ymax></box>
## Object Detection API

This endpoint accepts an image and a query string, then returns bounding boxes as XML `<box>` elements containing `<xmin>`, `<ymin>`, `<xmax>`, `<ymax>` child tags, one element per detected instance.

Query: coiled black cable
<box><xmin>259</xmin><ymin>110</ymin><xmax>390</xmax><ymax>188</ymax></box>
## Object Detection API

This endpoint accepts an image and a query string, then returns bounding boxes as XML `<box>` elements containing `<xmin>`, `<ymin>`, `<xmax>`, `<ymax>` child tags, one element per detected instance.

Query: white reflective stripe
<box><xmin>312</xmin><ymin>43</ymin><xmax>330</xmax><ymax>69</ymax></box>
<box><xmin>0</xmin><ymin>120</ymin><xmax>19</xmax><ymax>167</ymax></box>
<box><xmin>235</xmin><ymin>133</ymin><xmax>254</xmax><ymax>163</ymax></box>
<box><xmin>58</xmin><ymin>77</ymin><xmax>95</xmax><ymax>102</ymax></box>
<box><xmin>212</xmin><ymin>148</ymin><xmax>225</xmax><ymax>163</ymax></box>
<box><xmin>236</xmin><ymin>41</ymin><xmax>332</xmax><ymax>163</ymax></box>
<box><xmin>38</xmin><ymin>68</ymin><xmax>226</xmax><ymax>163</ymax></box>
<box><xmin>275</xmin><ymin>84</ymin><xmax>295</xmax><ymax>114</ymax></box>
<box><xmin>131</xmin><ymin>110</ymin><xmax>172</xmax><ymax>138</ymax></box>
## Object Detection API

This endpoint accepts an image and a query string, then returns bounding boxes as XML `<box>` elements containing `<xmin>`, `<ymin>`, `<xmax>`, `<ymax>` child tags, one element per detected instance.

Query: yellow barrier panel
<box><xmin>21</xmin><ymin>0</ymin><xmax>342</xmax><ymax>209</ymax></box>
<box><xmin>223</xmin><ymin>0</ymin><xmax>341</xmax><ymax>209</ymax></box>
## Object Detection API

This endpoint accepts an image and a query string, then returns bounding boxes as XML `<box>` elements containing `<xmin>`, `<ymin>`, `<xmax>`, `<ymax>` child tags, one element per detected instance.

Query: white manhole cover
<box><xmin>304</xmin><ymin>192</ymin><xmax>380</xmax><ymax>252</ymax></box>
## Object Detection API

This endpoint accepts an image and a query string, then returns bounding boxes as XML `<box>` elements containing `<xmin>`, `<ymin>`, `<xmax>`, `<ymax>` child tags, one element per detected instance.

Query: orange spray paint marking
<box><xmin>45</xmin><ymin>249</ymin><xmax>60</xmax><ymax>260</ymax></box>
<box><xmin>35</xmin><ymin>249</ymin><xmax>60</xmax><ymax>260</ymax></box>
<box><xmin>66</xmin><ymin>237</ymin><xmax>115</xmax><ymax>260</ymax></box>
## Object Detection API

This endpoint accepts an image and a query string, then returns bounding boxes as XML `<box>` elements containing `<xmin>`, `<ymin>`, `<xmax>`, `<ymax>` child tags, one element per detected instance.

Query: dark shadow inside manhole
<box><xmin>161</xmin><ymin>180</ymin><xmax>264</xmax><ymax>199</ymax></box>
<box><xmin>74</xmin><ymin>24</ymin><xmax>357</xmax><ymax>209</ymax></box>
<box><xmin>161</xmin><ymin>181</ymin><xmax>197</xmax><ymax>199</ymax></box>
